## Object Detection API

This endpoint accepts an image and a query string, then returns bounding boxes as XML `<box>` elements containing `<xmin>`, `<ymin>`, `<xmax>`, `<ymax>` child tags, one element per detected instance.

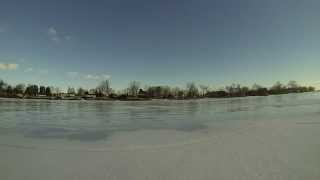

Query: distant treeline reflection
<box><xmin>0</xmin><ymin>79</ymin><xmax>316</xmax><ymax>100</ymax></box>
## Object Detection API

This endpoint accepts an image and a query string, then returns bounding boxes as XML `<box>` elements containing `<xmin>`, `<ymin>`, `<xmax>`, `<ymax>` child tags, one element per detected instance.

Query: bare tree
<box><xmin>67</xmin><ymin>87</ymin><xmax>76</xmax><ymax>94</ymax></box>
<box><xmin>162</xmin><ymin>86</ymin><xmax>171</xmax><ymax>98</ymax></box>
<box><xmin>0</xmin><ymin>79</ymin><xmax>5</xmax><ymax>92</ymax></box>
<box><xmin>77</xmin><ymin>87</ymin><xmax>86</xmax><ymax>96</ymax></box>
<box><xmin>39</xmin><ymin>86</ymin><xmax>46</xmax><ymax>95</ymax></box>
<box><xmin>199</xmin><ymin>85</ymin><xmax>209</xmax><ymax>97</ymax></box>
<box><xmin>240</xmin><ymin>86</ymin><xmax>249</xmax><ymax>96</ymax></box>
<box><xmin>252</xmin><ymin>83</ymin><xmax>263</xmax><ymax>91</ymax></box>
<box><xmin>225</xmin><ymin>83</ymin><xmax>244</xmax><ymax>97</ymax></box>
<box><xmin>128</xmin><ymin>81</ymin><xmax>140</xmax><ymax>97</ymax></box>
<box><xmin>186</xmin><ymin>82</ymin><xmax>199</xmax><ymax>98</ymax></box>
<box><xmin>53</xmin><ymin>87</ymin><xmax>61</xmax><ymax>95</ymax></box>
<box><xmin>14</xmin><ymin>84</ymin><xmax>25</xmax><ymax>94</ymax></box>
<box><xmin>97</xmin><ymin>79</ymin><xmax>112</xmax><ymax>96</ymax></box>
<box><xmin>171</xmin><ymin>87</ymin><xmax>181</xmax><ymax>98</ymax></box>
<box><xmin>287</xmin><ymin>80</ymin><xmax>299</xmax><ymax>89</ymax></box>
<box><xmin>271</xmin><ymin>81</ymin><xmax>285</xmax><ymax>91</ymax></box>
<box><xmin>225</xmin><ymin>84</ymin><xmax>235</xmax><ymax>94</ymax></box>
<box><xmin>45</xmin><ymin>87</ymin><xmax>52</xmax><ymax>96</ymax></box>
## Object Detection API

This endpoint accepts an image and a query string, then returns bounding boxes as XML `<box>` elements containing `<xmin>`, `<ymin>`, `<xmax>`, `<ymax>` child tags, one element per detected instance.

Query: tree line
<box><xmin>0</xmin><ymin>79</ymin><xmax>316</xmax><ymax>100</ymax></box>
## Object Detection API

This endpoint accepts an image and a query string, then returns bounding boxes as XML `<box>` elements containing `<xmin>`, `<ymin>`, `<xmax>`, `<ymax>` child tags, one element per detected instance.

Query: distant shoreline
<box><xmin>0</xmin><ymin>91</ymin><xmax>317</xmax><ymax>102</ymax></box>
<box><xmin>0</xmin><ymin>79</ymin><xmax>316</xmax><ymax>101</ymax></box>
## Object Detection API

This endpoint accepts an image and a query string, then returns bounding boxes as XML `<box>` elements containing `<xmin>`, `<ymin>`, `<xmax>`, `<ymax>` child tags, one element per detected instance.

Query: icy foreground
<box><xmin>1</xmin><ymin>94</ymin><xmax>320</xmax><ymax>180</ymax></box>
<box><xmin>1</xmin><ymin>118</ymin><xmax>320</xmax><ymax>180</ymax></box>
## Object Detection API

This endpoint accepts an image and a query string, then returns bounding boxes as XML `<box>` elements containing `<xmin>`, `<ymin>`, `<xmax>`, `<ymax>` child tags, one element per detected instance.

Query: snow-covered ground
<box><xmin>2</xmin><ymin>93</ymin><xmax>320</xmax><ymax>179</ymax></box>
<box><xmin>1</xmin><ymin>118</ymin><xmax>320</xmax><ymax>180</ymax></box>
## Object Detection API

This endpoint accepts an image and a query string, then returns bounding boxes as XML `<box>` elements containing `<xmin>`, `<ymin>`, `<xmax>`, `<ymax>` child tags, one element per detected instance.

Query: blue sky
<box><xmin>0</xmin><ymin>0</ymin><xmax>320</xmax><ymax>90</ymax></box>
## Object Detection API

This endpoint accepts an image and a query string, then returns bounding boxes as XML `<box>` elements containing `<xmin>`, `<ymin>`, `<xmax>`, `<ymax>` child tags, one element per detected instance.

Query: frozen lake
<box><xmin>1</xmin><ymin>92</ymin><xmax>320</xmax><ymax>180</ymax></box>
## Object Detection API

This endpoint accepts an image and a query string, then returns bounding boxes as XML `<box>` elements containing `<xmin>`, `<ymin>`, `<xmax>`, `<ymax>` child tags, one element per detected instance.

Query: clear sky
<box><xmin>0</xmin><ymin>0</ymin><xmax>320</xmax><ymax>90</ymax></box>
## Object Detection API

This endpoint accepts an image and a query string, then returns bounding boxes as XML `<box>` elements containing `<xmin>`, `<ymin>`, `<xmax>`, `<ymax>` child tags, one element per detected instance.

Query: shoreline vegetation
<box><xmin>0</xmin><ymin>79</ymin><xmax>316</xmax><ymax>101</ymax></box>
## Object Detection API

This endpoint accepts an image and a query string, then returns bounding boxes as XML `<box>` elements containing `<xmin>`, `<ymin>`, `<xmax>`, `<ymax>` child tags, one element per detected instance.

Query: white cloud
<box><xmin>24</xmin><ymin>67</ymin><xmax>33</xmax><ymax>72</ymax></box>
<box><xmin>48</xmin><ymin>27</ymin><xmax>57</xmax><ymax>35</ymax></box>
<box><xmin>22</xmin><ymin>67</ymin><xmax>49</xmax><ymax>74</ymax></box>
<box><xmin>84</xmin><ymin>74</ymin><xmax>101</xmax><ymax>80</ymax></box>
<box><xmin>66</xmin><ymin>72</ymin><xmax>111</xmax><ymax>80</ymax></box>
<box><xmin>83</xmin><ymin>74</ymin><xmax>111</xmax><ymax>80</ymax></box>
<box><xmin>0</xmin><ymin>63</ymin><xmax>19</xmax><ymax>70</ymax></box>
<box><xmin>51</xmin><ymin>36</ymin><xmax>61</xmax><ymax>43</ymax></box>
<box><xmin>47</xmin><ymin>27</ymin><xmax>60</xmax><ymax>43</ymax></box>
<box><xmin>47</xmin><ymin>26</ymin><xmax>72</xmax><ymax>43</ymax></box>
